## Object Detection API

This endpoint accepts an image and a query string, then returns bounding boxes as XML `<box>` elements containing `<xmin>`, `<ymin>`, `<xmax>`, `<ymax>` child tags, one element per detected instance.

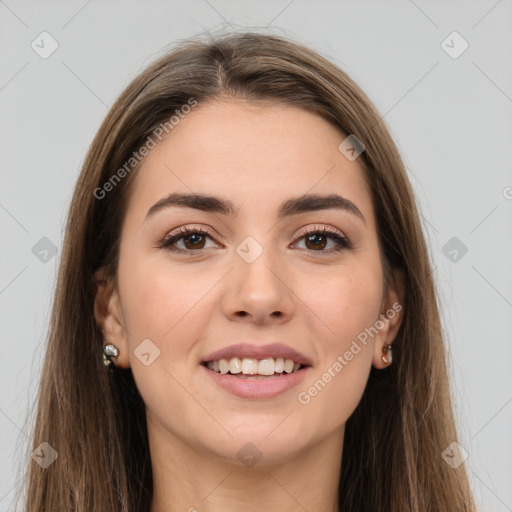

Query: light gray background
<box><xmin>1</xmin><ymin>1</ymin><xmax>511</xmax><ymax>510</ymax></box>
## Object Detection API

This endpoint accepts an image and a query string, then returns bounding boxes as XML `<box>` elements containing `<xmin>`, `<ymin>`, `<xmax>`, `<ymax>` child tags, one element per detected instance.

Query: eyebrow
<box><xmin>145</xmin><ymin>192</ymin><xmax>366</xmax><ymax>225</ymax></box>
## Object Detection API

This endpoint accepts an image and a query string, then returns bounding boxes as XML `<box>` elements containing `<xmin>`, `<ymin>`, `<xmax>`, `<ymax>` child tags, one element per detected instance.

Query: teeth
<box><xmin>219</xmin><ymin>359</ymin><xmax>230</xmax><ymax>374</ymax></box>
<box><xmin>205</xmin><ymin>356</ymin><xmax>304</xmax><ymax>376</ymax></box>
<box><xmin>258</xmin><ymin>358</ymin><xmax>275</xmax><ymax>376</ymax></box>
<box><xmin>241</xmin><ymin>358</ymin><xmax>259</xmax><ymax>375</ymax></box>
<box><xmin>229</xmin><ymin>357</ymin><xmax>242</xmax><ymax>374</ymax></box>
<box><xmin>283</xmin><ymin>359</ymin><xmax>294</xmax><ymax>373</ymax></box>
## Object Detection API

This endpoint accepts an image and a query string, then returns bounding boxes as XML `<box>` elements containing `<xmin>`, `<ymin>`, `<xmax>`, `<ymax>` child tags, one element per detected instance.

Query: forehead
<box><xmin>126</xmin><ymin>99</ymin><xmax>375</xmax><ymax>227</ymax></box>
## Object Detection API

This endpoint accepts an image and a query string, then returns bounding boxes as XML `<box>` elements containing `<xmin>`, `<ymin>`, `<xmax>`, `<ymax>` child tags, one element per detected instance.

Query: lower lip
<box><xmin>201</xmin><ymin>364</ymin><xmax>310</xmax><ymax>399</ymax></box>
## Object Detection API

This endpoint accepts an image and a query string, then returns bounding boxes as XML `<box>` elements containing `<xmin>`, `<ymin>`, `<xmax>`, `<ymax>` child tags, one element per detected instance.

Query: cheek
<box><xmin>292</xmin><ymin>262</ymin><xmax>382</xmax><ymax>428</ymax></box>
<box><xmin>116</xmin><ymin>254</ymin><xmax>217</xmax><ymax>430</ymax></box>
<box><xmin>115</xmin><ymin>252</ymin><xmax>223</xmax><ymax>424</ymax></box>
<box><xmin>298</xmin><ymin>261</ymin><xmax>383</xmax><ymax>353</ymax></box>
<box><xmin>297</xmin><ymin>347</ymin><xmax>373</xmax><ymax>436</ymax></box>
<box><xmin>118</xmin><ymin>254</ymin><xmax>217</xmax><ymax>348</ymax></box>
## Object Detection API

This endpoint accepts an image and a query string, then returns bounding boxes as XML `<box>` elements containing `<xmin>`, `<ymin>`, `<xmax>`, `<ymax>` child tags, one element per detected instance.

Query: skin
<box><xmin>94</xmin><ymin>99</ymin><xmax>404</xmax><ymax>512</ymax></box>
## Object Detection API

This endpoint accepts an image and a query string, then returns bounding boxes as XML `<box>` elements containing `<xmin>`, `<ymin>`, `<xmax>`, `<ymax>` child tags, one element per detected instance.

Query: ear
<box><xmin>372</xmin><ymin>267</ymin><xmax>405</xmax><ymax>369</ymax></box>
<box><xmin>93</xmin><ymin>268</ymin><xmax>131</xmax><ymax>369</ymax></box>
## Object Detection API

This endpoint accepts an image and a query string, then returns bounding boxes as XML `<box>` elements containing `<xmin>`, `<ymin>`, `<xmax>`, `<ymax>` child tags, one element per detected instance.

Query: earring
<box><xmin>103</xmin><ymin>344</ymin><xmax>119</xmax><ymax>367</ymax></box>
<box><xmin>381</xmin><ymin>343</ymin><xmax>393</xmax><ymax>365</ymax></box>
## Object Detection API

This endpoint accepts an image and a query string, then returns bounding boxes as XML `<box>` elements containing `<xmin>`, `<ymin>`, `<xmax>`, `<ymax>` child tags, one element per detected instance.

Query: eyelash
<box><xmin>158</xmin><ymin>225</ymin><xmax>353</xmax><ymax>256</ymax></box>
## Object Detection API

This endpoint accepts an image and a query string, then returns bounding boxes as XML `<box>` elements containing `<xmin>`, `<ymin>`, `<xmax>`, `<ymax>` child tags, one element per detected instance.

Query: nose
<box><xmin>221</xmin><ymin>242</ymin><xmax>296</xmax><ymax>325</ymax></box>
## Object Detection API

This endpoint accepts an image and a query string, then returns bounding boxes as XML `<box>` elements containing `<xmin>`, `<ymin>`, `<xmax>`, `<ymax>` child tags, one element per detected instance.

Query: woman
<box><xmin>24</xmin><ymin>32</ymin><xmax>476</xmax><ymax>511</ymax></box>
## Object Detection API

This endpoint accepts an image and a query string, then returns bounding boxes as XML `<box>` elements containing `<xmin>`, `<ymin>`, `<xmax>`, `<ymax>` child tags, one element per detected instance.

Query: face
<box><xmin>95</xmin><ymin>99</ymin><xmax>403</xmax><ymax>466</ymax></box>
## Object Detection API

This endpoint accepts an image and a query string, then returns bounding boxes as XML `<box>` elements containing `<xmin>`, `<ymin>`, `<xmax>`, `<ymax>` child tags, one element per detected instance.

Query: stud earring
<box><xmin>103</xmin><ymin>344</ymin><xmax>119</xmax><ymax>367</ymax></box>
<box><xmin>381</xmin><ymin>343</ymin><xmax>393</xmax><ymax>365</ymax></box>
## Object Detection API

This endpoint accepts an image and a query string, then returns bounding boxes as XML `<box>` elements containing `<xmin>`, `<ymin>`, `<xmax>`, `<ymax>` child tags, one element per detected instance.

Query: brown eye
<box><xmin>182</xmin><ymin>233</ymin><xmax>206</xmax><ymax>250</ymax></box>
<box><xmin>294</xmin><ymin>227</ymin><xmax>352</xmax><ymax>254</ymax></box>
<box><xmin>159</xmin><ymin>227</ymin><xmax>219</xmax><ymax>254</ymax></box>
<box><xmin>304</xmin><ymin>233</ymin><xmax>328</xmax><ymax>251</ymax></box>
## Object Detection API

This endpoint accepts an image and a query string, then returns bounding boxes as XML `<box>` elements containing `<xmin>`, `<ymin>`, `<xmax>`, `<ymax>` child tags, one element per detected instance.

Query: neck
<box><xmin>148</xmin><ymin>415</ymin><xmax>344</xmax><ymax>512</ymax></box>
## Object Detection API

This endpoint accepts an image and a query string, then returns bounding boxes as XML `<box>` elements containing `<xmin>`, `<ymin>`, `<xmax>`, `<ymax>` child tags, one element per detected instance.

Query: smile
<box><xmin>201</xmin><ymin>358</ymin><xmax>311</xmax><ymax>399</ymax></box>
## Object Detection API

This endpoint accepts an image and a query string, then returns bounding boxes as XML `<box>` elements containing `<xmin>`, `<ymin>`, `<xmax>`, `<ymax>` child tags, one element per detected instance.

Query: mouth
<box><xmin>201</xmin><ymin>357</ymin><xmax>311</xmax><ymax>399</ymax></box>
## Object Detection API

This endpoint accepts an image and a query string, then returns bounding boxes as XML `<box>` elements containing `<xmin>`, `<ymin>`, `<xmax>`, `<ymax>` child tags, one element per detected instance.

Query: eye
<box><xmin>158</xmin><ymin>226</ymin><xmax>219</xmax><ymax>254</ymax></box>
<box><xmin>293</xmin><ymin>225</ymin><xmax>352</xmax><ymax>254</ymax></box>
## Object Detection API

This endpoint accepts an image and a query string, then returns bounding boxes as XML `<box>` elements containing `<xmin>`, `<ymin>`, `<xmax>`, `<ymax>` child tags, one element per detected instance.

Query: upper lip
<box><xmin>202</xmin><ymin>342</ymin><xmax>313</xmax><ymax>366</ymax></box>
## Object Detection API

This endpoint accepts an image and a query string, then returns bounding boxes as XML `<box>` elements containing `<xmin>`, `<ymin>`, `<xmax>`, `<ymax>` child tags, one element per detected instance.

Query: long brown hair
<box><xmin>23</xmin><ymin>31</ymin><xmax>476</xmax><ymax>511</ymax></box>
